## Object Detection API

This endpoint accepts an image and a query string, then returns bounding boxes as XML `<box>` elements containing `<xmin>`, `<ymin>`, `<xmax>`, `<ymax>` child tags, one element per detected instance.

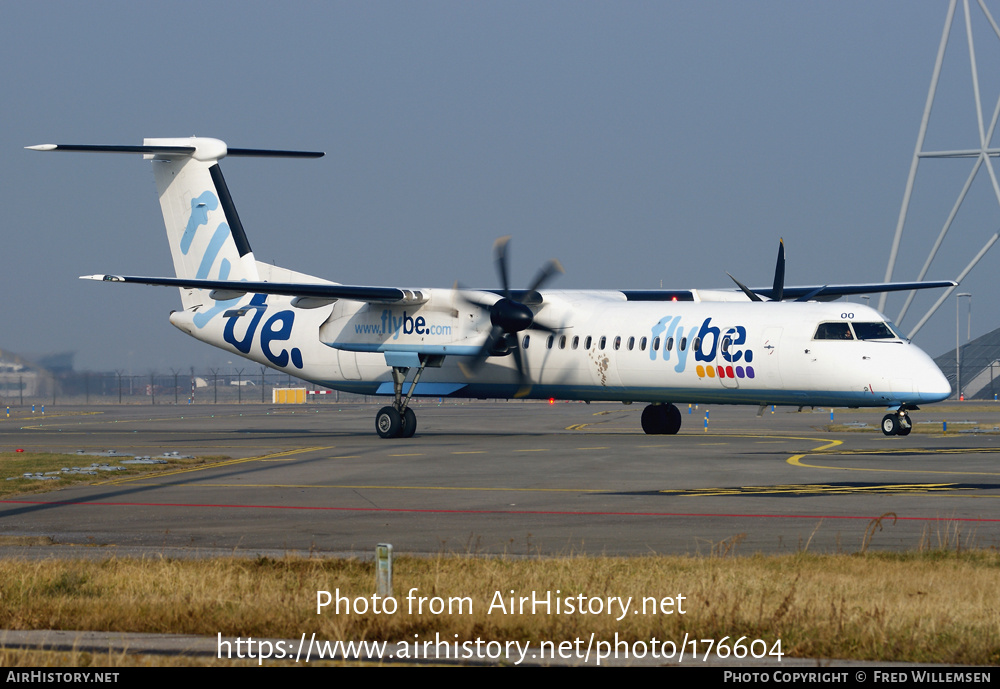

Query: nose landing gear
<box><xmin>881</xmin><ymin>408</ymin><xmax>913</xmax><ymax>436</ymax></box>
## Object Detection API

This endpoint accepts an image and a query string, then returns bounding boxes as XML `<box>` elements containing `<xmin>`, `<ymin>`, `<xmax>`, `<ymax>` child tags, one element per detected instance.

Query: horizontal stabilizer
<box><xmin>27</xmin><ymin>141</ymin><xmax>324</xmax><ymax>160</ymax></box>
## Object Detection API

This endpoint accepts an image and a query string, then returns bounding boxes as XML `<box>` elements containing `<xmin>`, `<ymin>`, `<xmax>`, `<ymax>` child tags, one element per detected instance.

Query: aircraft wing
<box><xmin>749</xmin><ymin>280</ymin><xmax>958</xmax><ymax>302</ymax></box>
<box><xmin>80</xmin><ymin>275</ymin><xmax>422</xmax><ymax>305</ymax></box>
<box><xmin>621</xmin><ymin>280</ymin><xmax>957</xmax><ymax>303</ymax></box>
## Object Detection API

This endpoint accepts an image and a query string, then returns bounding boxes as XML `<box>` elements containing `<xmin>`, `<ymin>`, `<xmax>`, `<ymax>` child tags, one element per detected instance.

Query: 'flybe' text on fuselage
<box><xmin>650</xmin><ymin>316</ymin><xmax>756</xmax><ymax>379</ymax></box>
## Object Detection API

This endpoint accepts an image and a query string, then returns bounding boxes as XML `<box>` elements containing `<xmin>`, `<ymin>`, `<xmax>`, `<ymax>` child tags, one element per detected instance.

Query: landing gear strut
<box><xmin>641</xmin><ymin>403</ymin><xmax>682</xmax><ymax>435</ymax></box>
<box><xmin>375</xmin><ymin>358</ymin><xmax>438</xmax><ymax>439</ymax></box>
<box><xmin>881</xmin><ymin>408</ymin><xmax>913</xmax><ymax>437</ymax></box>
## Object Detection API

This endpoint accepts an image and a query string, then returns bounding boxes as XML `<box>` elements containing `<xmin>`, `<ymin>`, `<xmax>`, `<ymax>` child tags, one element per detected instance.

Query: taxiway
<box><xmin>1</xmin><ymin>400</ymin><xmax>997</xmax><ymax>558</ymax></box>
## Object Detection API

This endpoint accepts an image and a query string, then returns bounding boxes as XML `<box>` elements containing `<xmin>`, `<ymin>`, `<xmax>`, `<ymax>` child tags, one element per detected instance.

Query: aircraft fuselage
<box><xmin>169</xmin><ymin>289</ymin><xmax>950</xmax><ymax>410</ymax></box>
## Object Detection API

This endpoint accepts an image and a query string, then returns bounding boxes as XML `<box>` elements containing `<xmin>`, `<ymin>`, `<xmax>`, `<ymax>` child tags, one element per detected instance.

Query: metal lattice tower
<box><xmin>882</xmin><ymin>0</ymin><xmax>1000</xmax><ymax>338</ymax></box>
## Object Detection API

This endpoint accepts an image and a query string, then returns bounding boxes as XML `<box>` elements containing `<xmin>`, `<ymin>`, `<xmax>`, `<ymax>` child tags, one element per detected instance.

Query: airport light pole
<box><xmin>956</xmin><ymin>292</ymin><xmax>971</xmax><ymax>399</ymax></box>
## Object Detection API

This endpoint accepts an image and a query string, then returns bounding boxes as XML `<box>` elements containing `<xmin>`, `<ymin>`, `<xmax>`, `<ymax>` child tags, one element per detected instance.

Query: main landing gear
<box><xmin>641</xmin><ymin>403</ymin><xmax>682</xmax><ymax>435</ymax></box>
<box><xmin>881</xmin><ymin>407</ymin><xmax>913</xmax><ymax>437</ymax></box>
<box><xmin>376</xmin><ymin>358</ymin><xmax>438</xmax><ymax>439</ymax></box>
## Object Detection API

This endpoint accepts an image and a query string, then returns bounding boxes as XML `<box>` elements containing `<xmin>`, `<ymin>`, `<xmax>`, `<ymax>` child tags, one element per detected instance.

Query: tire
<box><xmin>881</xmin><ymin>413</ymin><xmax>899</xmax><ymax>436</ymax></box>
<box><xmin>376</xmin><ymin>406</ymin><xmax>403</xmax><ymax>438</ymax></box>
<box><xmin>401</xmin><ymin>407</ymin><xmax>417</xmax><ymax>438</ymax></box>
<box><xmin>664</xmin><ymin>404</ymin><xmax>682</xmax><ymax>435</ymax></box>
<box><xmin>641</xmin><ymin>405</ymin><xmax>667</xmax><ymax>434</ymax></box>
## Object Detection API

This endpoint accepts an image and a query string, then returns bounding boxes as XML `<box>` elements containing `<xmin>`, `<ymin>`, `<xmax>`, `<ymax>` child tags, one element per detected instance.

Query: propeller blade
<box><xmin>457</xmin><ymin>289</ymin><xmax>496</xmax><ymax>310</ymax></box>
<box><xmin>526</xmin><ymin>319</ymin><xmax>560</xmax><ymax>334</ymax></box>
<box><xmin>493</xmin><ymin>235</ymin><xmax>512</xmax><ymax>298</ymax></box>
<box><xmin>511</xmin><ymin>340</ymin><xmax>532</xmax><ymax>398</ymax></box>
<box><xmin>726</xmin><ymin>272</ymin><xmax>764</xmax><ymax>302</ymax></box>
<box><xmin>458</xmin><ymin>325</ymin><xmax>505</xmax><ymax>377</ymax></box>
<box><xmin>772</xmin><ymin>239</ymin><xmax>785</xmax><ymax>302</ymax></box>
<box><xmin>525</xmin><ymin>258</ymin><xmax>565</xmax><ymax>296</ymax></box>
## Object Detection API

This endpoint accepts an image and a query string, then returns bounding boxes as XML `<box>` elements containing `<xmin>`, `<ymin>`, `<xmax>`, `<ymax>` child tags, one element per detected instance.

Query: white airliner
<box><xmin>29</xmin><ymin>138</ymin><xmax>954</xmax><ymax>439</ymax></box>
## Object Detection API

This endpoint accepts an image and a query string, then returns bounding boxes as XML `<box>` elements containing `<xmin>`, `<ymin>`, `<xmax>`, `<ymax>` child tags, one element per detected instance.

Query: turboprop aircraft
<box><xmin>29</xmin><ymin>137</ymin><xmax>955</xmax><ymax>439</ymax></box>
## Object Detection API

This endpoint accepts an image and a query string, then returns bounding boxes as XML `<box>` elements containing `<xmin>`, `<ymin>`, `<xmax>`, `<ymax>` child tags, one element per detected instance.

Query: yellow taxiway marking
<box><xmin>811</xmin><ymin>447</ymin><xmax>1000</xmax><ymax>456</ymax></box>
<box><xmin>788</xmin><ymin>452</ymin><xmax>1000</xmax><ymax>477</ymax></box>
<box><xmin>565</xmin><ymin>410</ymin><xmax>630</xmax><ymax>430</ymax></box>
<box><xmin>515</xmin><ymin>448</ymin><xmax>549</xmax><ymax>452</ymax></box>
<box><xmin>661</xmin><ymin>483</ymin><xmax>972</xmax><ymax>497</ymax></box>
<box><xmin>97</xmin><ymin>446</ymin><xmax>333</xmax><ymax>485</ymax></box>
<box><xmin>388</xmin><ymin>453</ymin><xmax>425</xmax><ymax>457</ymax></box>
<box><xmin>6</xmin><ymin>411</ymin><xmax>104</xmax><ymax>423</ymax></box>
<box><xmin>451</xmin><ymin>451</ymin><xmax>486</xmax><ymax>455</ymax></box>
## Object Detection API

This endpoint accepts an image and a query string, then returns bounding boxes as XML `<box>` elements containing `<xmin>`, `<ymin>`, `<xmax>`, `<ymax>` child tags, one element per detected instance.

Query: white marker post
<box><xmin>376</xmin><ymin>543</ymin><xmax>393</xmax><ymax>597</ymax></box>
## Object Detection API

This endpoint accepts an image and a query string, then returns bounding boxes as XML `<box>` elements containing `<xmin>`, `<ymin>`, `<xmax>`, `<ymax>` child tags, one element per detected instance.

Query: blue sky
<box><xmin>2</xmin><ymin>1</ymin><xmax>997</xmax><ymax>372</ymax></box>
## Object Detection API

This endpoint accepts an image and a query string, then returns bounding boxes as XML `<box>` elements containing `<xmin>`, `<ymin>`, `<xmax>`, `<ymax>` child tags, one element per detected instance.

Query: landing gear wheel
<box><xmin>376</xmin><ymin>406</ymin><xmax>403</xmax><ymax>438</ymax></box>
<box><xmin>641</xmin><ymin>404</ymin><xmax>683</xmax><ymax>435</ymax></box>
<box><xmin>401</xmin><ymin>407</ymin><xmax>417</xmax><ymax>438</ymax></box>
<box><xmin>881</xmin><ymin>413</ymin><xmax>900</xmax><ymax>436</ymax></box>
<box><xmin>641</xmin><ymin>405</ymin><xmax>667</xmax><ymax>434</ymax></box>
<box><xmin>663</xmin><ymin>404</ymin><xmax>682</xmax><ymax>435</ymax></box>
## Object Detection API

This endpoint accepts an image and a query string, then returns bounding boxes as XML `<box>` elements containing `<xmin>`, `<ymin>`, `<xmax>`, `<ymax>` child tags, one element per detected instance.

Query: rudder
<box><xmin>146</xmin><ymin>137</ymin><xmax>259</xmax><ymax>310</ymax></box>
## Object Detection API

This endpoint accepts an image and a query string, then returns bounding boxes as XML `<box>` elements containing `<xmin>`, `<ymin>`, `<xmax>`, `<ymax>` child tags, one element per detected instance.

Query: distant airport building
<box><xmin>0</xmin><ymin>349</ymin><xmax>51</xmax><ymax>399</ymax></box>
<box><xmin>934</xmin><ymin>326</ymin><xmax>1000</xmax><ymax>401</ymax></box>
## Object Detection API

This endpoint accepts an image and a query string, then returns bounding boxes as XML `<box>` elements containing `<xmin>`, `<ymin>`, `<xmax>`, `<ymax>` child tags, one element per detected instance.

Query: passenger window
<box><xmin>627</xmin><ymin>336</ymin><xmax>635</xmax><ymax>351</ymax></box>
<box><xmin>559</xmin><ymin>335</ymin><xmax>567</xmax><ymax>349</ymax></box>
<box><xmin>666</xmin><ymin>337</ymin><xmax>673</xmax><ymax>351</ymax></box>
<box><xmin>680</xmin><ymin>337</ymin><xmax>687</xmax><ymax>351</ymax></box>
<box><xmin>693</xmin><ymin>337</ymin><xmax>701</xmax><ymax>351</ymax></box>
<box><xmin>614</xmin><ymin>336</ymin><xmax>621</xmax><ymax>350</ymax></box>
<box><xmin>599</xmin><ymin>336</ymin><xmax>607</xmax><ymax>350</ymax></box>
<box><xmin>814</xmin><ymin>322</ymin><xmax>853</xmax><ymax>340</ymax></box>
<box><xmin>585</xmin><ymin>336</ymin><xmax>592</xmax><ymax>349</ymax></box>
<box><xmin>523</xmin><ymin>335</ymin><xmax>530</xmax><ymax>349</ymax></box>
<box><xmin>546</xmin><ymin>335</ymin><xmax>554</xmax><ymax>349</ymax></box>
<box><xmin>572</xmin><ymin>336</ymin><xmax>579</xmax><ymax>350</ymax></box>
<box><xmin>653</xmin><ymin>336</ymin><xmax>660</xmax><ymax>351</ymax></box>
<box><xmin>639</xmin><ymin>336</ymin><xmax>647</xmax><ymax>351</ymax></box>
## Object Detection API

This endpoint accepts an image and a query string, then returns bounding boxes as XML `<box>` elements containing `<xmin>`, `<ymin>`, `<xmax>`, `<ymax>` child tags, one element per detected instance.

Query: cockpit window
<box><xmin>852</xmin><ymin>322</ymin><xmax>898</xmax><ymax>340</ymax></box>
<box><xmin>814</xmin><ymin>322</ymin><xmax>853</xmax><ymax>340</ymax></box>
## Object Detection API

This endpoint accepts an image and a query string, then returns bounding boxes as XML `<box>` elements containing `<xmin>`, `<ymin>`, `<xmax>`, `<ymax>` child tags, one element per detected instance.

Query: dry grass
<box><xmin>0</xmin><ymin>550</ymin><xmax>997</xmax><ymax>665</ymax></box>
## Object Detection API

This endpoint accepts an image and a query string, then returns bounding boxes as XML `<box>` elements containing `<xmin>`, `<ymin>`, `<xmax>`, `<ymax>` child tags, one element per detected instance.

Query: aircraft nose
<box><xmin>919</xmin><ymin>361</ymin><xmax>952</xmax><ymax>402</ymax></box>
